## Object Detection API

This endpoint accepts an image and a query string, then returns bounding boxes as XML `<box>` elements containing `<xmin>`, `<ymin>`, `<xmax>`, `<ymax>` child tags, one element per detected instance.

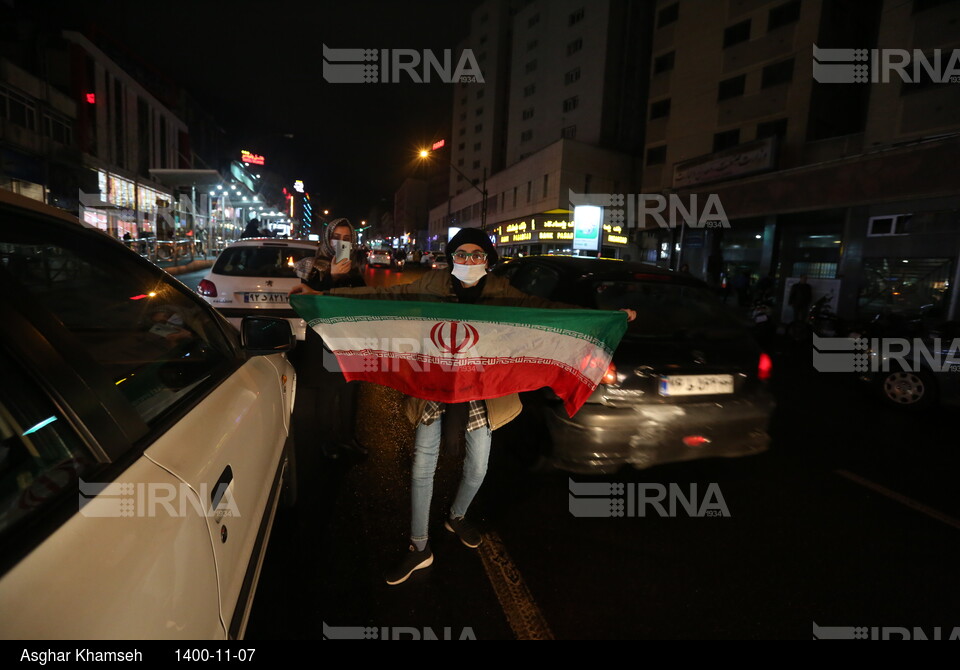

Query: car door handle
<box><xmin>211</xmin><ymin>465</ymin><xmax>234</xmax><ymax>510</ymax></box>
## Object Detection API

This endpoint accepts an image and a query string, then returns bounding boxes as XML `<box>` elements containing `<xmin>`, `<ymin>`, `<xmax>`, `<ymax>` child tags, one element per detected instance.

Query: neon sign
<box><xmin>293</xmin><ymin>180</ymin><xmax>305</xmax><ymax>193</ymax></box>
<box><xmin>432</xmin><ymin>139</ymin><xmax>446</xmax><ymax>151</ymax></box>
<box><xmin>241</xmin><ymin>150</ymin><xmax>266</xmax><ymax>166</ymax></box>
<box><xmin>85</xmin><ymin>93</ymin><xmax>96</xmax><ymax>104</ymax></box>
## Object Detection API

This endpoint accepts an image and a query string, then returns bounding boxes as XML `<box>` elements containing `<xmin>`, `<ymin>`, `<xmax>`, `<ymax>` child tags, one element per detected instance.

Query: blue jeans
<box><xmin>410</xmin><ymin>418</ymin><xmax>492</xmax><ymax>542</ymax></box>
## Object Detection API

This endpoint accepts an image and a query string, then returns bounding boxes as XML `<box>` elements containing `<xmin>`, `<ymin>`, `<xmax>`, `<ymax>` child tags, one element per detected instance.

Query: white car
<box><xmin>368</xmin><ymin>249</ymin><xmax>392</xmax><ymax>268</ymax></box>
<box><xmin>198</xmin><ymin>238</ymin><xmax>318</xmax><ymax>340</ymax></box>
<box><xmin>0</xmin><ymin>190</ymin><xmax>297</xmax><ymax>639</ymax></box>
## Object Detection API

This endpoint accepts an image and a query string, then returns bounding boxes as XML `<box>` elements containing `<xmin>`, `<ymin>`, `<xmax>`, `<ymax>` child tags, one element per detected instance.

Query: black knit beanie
<box><xmin>446</xmin><ymin>227</ymin><xmax>499</xmax><ymax>267</ymax></box>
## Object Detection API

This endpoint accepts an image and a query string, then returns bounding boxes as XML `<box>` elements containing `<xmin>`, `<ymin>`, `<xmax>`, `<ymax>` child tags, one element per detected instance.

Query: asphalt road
<box><xmin>174</xmin><ymin>263</ymin><xmax>960</xmax><ymax>640</ymax></box>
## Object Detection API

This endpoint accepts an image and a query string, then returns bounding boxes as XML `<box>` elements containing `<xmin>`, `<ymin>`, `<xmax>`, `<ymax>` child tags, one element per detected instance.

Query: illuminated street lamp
<box><xmin>418</xmin><ymin>147</ymin><xmax>487</xmax><ymax>231</ymax></box>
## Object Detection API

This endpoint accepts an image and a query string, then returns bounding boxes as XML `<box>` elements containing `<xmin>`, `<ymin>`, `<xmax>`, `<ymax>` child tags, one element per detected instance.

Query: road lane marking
<box><xmin>835</xmin><ymin>469</ymin><xmax>960</xmax><ymax>531</ymax></box>
<box><xmin>477</xmin><ymin>531</ymin><xmax>555</xmax><ymax>640</ymax></box>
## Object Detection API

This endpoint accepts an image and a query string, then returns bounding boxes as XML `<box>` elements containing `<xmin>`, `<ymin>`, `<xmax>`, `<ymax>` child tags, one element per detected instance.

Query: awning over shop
<box><xmin>148</xmin><ymin>169</ymin><xmax>223</xmax><ymax>188</ymax></box>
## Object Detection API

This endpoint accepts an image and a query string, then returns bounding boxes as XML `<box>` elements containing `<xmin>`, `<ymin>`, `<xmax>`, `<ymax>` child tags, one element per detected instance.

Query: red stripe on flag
<box><xmin>335</xmin><ymin>354</ymin><xmax>604</xmax><ymax>417</ymax></box>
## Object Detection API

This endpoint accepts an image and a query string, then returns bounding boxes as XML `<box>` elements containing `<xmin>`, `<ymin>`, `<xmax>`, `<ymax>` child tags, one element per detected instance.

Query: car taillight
<box><xmin>601</xmin><ymin>363</ymin><xmax>618</xmax><ymax>385</ymax></box>
<box><xmin>198</xmin><ymin>279</ymin><xmax>217</xmax><ymax>297</ymax></box>
<box><xmin>758</xmin><ymin>352</ymin><xmax>773</xmax><ymax>380</ymax></box>
<box><xmin>682</xmin><ymin>435</ymin><xmax>711</xmax><ymax>447</ymax></box>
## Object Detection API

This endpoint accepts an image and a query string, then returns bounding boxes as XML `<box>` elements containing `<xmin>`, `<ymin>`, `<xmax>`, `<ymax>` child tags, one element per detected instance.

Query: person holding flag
<box><xmin>290</xmin><ymin>228</ymin><xmax>634</xmax><ymax>585</ymax></box>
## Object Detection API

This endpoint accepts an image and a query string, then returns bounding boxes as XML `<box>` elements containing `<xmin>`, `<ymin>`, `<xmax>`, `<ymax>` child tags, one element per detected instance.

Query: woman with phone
<box><xmin>291</xmin><ymin>218</ymin><xmax>367</xmax><ymax>462</ymax></box>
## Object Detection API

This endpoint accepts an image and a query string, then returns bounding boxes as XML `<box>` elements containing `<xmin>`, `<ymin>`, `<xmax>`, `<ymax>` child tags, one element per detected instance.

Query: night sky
<box><xmin>28</xmin><ymin>0</ymin><xmax>477</xmax><ymax>221</ymax></box>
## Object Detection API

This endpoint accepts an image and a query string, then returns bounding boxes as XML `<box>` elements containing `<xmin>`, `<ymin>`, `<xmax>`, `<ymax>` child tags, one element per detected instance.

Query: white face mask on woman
<box><xmin>451</xmin><ymin>262</ymin><xmax>488</xmax><ymax>285</ymax></box>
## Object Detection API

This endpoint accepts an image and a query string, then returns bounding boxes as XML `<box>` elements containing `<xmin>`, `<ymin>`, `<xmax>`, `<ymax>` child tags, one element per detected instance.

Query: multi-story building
<box><xmin>430</xmin><ymin>0</ymin><xmax>653</xmax><ymax>258</ymax></box>
<box><xmin>642</xmin><ymin>0</ymin><xmax>960</xmax><ymax>320</ymax></box>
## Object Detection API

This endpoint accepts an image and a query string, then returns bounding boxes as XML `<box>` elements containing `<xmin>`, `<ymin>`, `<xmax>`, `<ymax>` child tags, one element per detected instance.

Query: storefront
<box><xmin>491</xmin><ymin>214</ymin><xmax>629</xmax><ymax>259</ymax></box>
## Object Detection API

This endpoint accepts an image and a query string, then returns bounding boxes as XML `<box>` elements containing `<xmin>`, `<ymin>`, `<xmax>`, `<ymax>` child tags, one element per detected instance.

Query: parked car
<box><xmin>368</xmin><ymin>248</ymin><xmax>392</xmax><ymax>268</ymax></box>
<box><xmin>854</xmin><ymin>310</ymin><xmax>960</xmax><ymax>410</ymax></box>
<box><xmin>431</xmin><ymin>254</ymin><xmax>449</xmax><ymax>270</ymax></box>
<box><xmin>0</xmin><ymin>190</ymin><xmax>297</xmax><ymax>639</ymax></box>
<box><xmin>197</xmin><ymin>238</ymin><xmax>318</xmax><ymax>340</ymax></box>
<box><xmin>493</xmin><ymin>256</ymin><xmax>775</xmax><ymax>473</ymax></box>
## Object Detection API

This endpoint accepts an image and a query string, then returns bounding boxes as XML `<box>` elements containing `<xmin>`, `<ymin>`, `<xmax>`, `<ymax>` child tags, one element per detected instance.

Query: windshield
<box><xmin>592</xmin><ymin>280</ymin><xmax>747</xmax><ymax>339</ymax></box>
<box><xmin>212</xmin><ymin>246</ymin><xmax>316</xmax><ymax>278</ymax></box>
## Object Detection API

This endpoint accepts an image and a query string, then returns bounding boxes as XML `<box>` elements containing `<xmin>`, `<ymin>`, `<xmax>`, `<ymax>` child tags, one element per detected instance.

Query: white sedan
<box><xmin>0</xmin><ymin>190</ymin><xmax>297</xmax><ymax>639</ymax></box>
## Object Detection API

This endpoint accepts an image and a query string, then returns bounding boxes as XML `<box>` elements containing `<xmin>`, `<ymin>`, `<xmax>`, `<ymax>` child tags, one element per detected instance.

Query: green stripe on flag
<box><xmin>291</xmin><ymin>295</ymin><xmax>627</xmax><ymax>355</ymax></box>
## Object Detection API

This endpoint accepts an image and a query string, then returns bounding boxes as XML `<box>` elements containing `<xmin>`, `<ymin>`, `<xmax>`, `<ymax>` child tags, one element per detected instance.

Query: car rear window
<box><xmin>592</xmin><ymin>280</ymin><xmax>746</xmax><ymax>339</ymax></box>
<box><xmin>213</xmin><ymin>246</ymin><xmax>316</xmax><ymax>278</ymax></box>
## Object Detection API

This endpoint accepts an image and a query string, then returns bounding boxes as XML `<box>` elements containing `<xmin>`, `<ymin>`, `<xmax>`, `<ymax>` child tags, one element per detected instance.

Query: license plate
<box><xmin>241</xmin><ymin>292</ymin><xmax>288</xmax><ymax>304</ymax></box>
<box><xmin>659</xmin><ymin>374</ymin><xmax>734</xmax><ymax>396</ymax></box>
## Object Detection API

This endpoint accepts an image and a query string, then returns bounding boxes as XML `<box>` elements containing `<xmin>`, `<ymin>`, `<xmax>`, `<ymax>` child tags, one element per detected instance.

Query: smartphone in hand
<box><xmin>333</xmin><ymin>240</ymin><xmax>352</xmax><ymax>264</ymax></box>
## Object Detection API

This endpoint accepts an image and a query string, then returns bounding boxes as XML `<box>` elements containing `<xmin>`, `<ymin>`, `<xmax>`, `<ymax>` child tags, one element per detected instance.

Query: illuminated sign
<box><xmin>607</xmin><ymin>235</ymin><xmax>628</xmax><ymax>245</ymax></box>
<box><xmin>557</xmin><ymin>232</ymin><xmax>574</xmax><ymax>240</ymax></box>
<box><xmin>573</xmin><ymin>206</ymin><xmax>602</xmax><ymax>251</ymax></box>
<box><xmin>539</xmin><ymin>232</ymin><xmax>554</xmax><ymax>240</ymax></box>
<box><xmin>542</xmin><ymin>220</ymin><xmax>571</xmax><ymax>229</ymax></box>
<box><xmin>241</xmin><ymin>150</ymin><xmax>266</xmax><ymax>166</ymax></box>
<box><xmin>500</xmin><ymin>235</ymin><xmax>510</xmax><ymax>243</ymax></box>
<box><xmin>85</xmin><ymin>93</ymin><xmax>96</xmax><ymax>104</ymax></box>
<box><xmin>293</xmin><ymin>180</ymin><xmax>305</xmax><ymax>193</ymax></box>
<box><xmin>432</xmin><ymin>139</ymin><xmax>446</xmax><ymax>151</ymax></box>
<box><xmin>513</xmin><ymin>232</ymin><xmax>532</xmax><ymax>242</ymax></box>
<box><xmin>506</xmin><ymin>222</ymin><xmax>527</xmax><ymax>233</ymax></box>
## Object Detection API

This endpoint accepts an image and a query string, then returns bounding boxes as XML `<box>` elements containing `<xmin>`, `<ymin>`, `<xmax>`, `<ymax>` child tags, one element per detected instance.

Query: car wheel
<box><xmin>879</xmin><ymin>369</ymin><xmax>938</xmax><ymax>410</ymax></box>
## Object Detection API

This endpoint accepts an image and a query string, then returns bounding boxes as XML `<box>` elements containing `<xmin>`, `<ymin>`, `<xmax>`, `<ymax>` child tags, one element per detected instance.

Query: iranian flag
<box><xmin>290</xmin><ymin>295</ymin><xmax>628</xmax><ymax>417</ymax></box>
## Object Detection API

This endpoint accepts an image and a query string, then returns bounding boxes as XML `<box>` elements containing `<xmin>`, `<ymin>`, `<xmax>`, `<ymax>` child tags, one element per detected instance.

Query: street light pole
<box><xmin>420</xmin><ymin>149</ymin><xmax>488</xmax><ymax>233</ymax></box>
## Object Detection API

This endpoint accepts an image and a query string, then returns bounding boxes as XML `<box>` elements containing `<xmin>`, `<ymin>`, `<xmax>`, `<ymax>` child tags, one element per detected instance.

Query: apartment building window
<box><xmin>479</xmin><ymin>52</ymin><xmax>487</xmax><ymax>63</ymax></box>
<box><xmin>649</xmin><ymin>98</ymin><xmax>671</xmax><ymax>119</ymax></box>
<box><xmin>458</xmin><ymin>158</ymin><xmax>465</xmax><ymax>167</ymax></box>
<box><xmin>461</xmin><ymin>96</ymin><xmax>468</xmax><ymax>106</ymax></box>
<box><xmin>868</xmin><ymin>214</ymin><xmax>912</xmax><ymax>236</ymax></box>
<box><xmin>459</xmin><ymin>127</ymin><xmax>466</xmax><ymax>136</ymax></box>
<box><xmin>473</xmin><ymin>160</ymin><xmax>481</xmax><ymax>169</ymax></box>
<box><xmin>653</xmin><ymin>51</ymin><xmax>675</xmax><ymax>74</ymax></box>
<box><xmin>566</xmin><ymin>38</ymin><xmax>583</xmax><ymax>56</ymax></box>
<box><xmin>460</xmin><ymin>112</ymin><xmax>467</xmax><ymax>121</ymax></box>
<box><xmin>524</xmin><ymin>84</ymin><xmax>536</xmax><ymax>96</ymax></box>
<box><xmin>527</xmin><ymin>181</ymin><xmax>532</xmax><ymax>203</ymax></box>
<box><xmin>723</xmin><ymin>20</ymin><xmax>750</xmax><ymax>47</ymax></box>
<box><xmin>717</xmin><ymin>74</ymin><xmax>746</xmax><ymax>101</ymax></box>
<box><xmin>521</xmin><ymin>129</ymin><xmax>533</xmax><ymax>142</ymax></box>
<box><xmin>480</xmin><ymin>12</ymin><xmax>488</xmax><ymax>23</ymax></box>
<box><xmin>1</xmin><ymin>87</ymin><xmax>37</xmax><ymax>131</ymax></box>
<box><xmin>768</xmin><ymin>0</ymin><xmax>800</xmax><ymax>30</ymax></box>
<box><xmin>513</xmin><ymin>187</ymin><xmax>517</xmax><ymax>208</ymax></box>
<box><xmin>526</xmin><ymin>59</ymin><xmax>538</xmax><ymax>73</ymax></box>
<box><xmin>527</xmin><ymin>39</ymin><xmax>538</xmax><ymax>51</ymax></box>
<box><xmin>561</xmin><ymin>125</ymin><xmax>577</xmax><ymax>139</ymax></box>
<box><xmin>657</xmin><ymin>3</ymin><xmax>679</xmax><ymax>28</ymax></box>
<box><xmin>543</xmin><ymin>174</ymin><xmax>549</xmax><ymax>197</ymax></box>
<box><xmin>646</xmin><ymin>145</ymin><xmax>667</xmax><ymax>165</ymax></box>
<box><xmin>761</xmin><ymin>58</ymin><xmax>794</xmax><ymax>88</ymax></box>
<box><xmin>756</xmin><ymin>118</ymin><xmax>788</xmax><ymax>141</ymax></box>
<box><xmin>475</xmin><ymin>124</ymin><xmax>483</xmax><ymax>132</ymax></box>
<box><xmin>584</xmin><ymin>173</ymin><xmax>592</xmax><ymax>193</ymax></box>
<box><xmin>480</xmin><ymin>35</ymin><xmax>488</xmax><ymax>45</ymax></box>
<box><xmin>528</xmin><ymin>13</ymin><xmax>540</xmax><ymax>28</ymax></box>
<box><xmin>458</xmin><ymin>142</ymin><xmax>466</xmax><ymax>150</ymax></box>
<box><xmin>473</xmin><ymin>142</ymin><xmax>482</xmax><ymax>150</ymax></box>
<box><xmin>569</xmin><ymin>8</ymin><xmax>585</xmax><ymax>25</ymax></box>
<box><xmin>563</xmin><ymin>96</ymin><xmax>580</xmax><ymax>113</ymax></box>
<box><xmin>477</xmin><ymin>89</ymin><xmax>484</xmax><ymax>99</ymax></box>
<box><xmin>713</xmin><ymin>129</ymin><xmax>740</xmax><ymax>152</ymax></box>
<box><xmin>476</xmin><ymin>107</ymin><xmax>484</xmax><ymax>116</ymax></box>
<box><xmin>43</xmin><ymin>114</ymin><xmax>73</xmax><ymax>145</ymax></box>
<box><xmin>522</xmin><ymin>107</ymin><xmax>535</xmax><ymax>120</ymax></box>
<box><xmin>565</xmin><ymin>67</ymin><xmax>581</xmax><ymax>84</ymax></box>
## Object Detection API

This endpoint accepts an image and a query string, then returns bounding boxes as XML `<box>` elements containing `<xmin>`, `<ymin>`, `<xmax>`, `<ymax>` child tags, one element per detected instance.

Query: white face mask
<box><xmin>451</xmin><ymin>262</ymin><xmax>488</xmax><ymax>285</ymax></box>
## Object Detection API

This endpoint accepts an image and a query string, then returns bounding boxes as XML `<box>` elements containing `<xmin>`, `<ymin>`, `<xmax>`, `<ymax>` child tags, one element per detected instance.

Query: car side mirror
<box><xmin>241</xmin><ymin>316</ymin><xmax>295</xmax><ymax>355</ymax></box>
